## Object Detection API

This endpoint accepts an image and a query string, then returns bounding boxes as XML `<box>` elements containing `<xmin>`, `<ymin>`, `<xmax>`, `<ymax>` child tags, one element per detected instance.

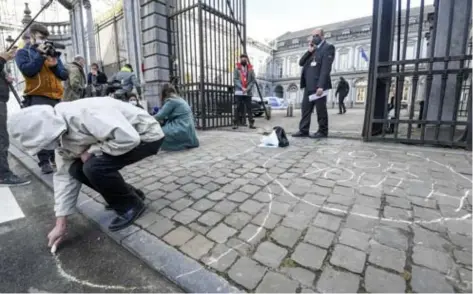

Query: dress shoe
<box><xmin>310</xmin><ymin>132</ymin><xmax>328</xmax><ymax>139</ymax></box>
<box><xmin>292</xmin><ymin>131</ymin><xmax>309</xmax><ymax>138</ymax></box>
<box><xmin>105</xmin><ymin>189</ymin><xmax>145</xmax><ymax>210</ymax></box>
<box><xmin>108</xmin><ymin>201</ymin><xmax>146</xmax><ymax>232</ymax></box>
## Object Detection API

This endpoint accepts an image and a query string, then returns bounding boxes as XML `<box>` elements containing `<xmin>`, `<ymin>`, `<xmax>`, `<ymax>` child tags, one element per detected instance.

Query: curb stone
<box><xmin>9</xmin><ymin>141</ymin><xmax>243</xmax><ymax>293</ymax></box>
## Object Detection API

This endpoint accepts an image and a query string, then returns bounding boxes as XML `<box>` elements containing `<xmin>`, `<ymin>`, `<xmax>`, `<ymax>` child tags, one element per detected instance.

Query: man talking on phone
<box><xmin>293</xmin><ymin>28</ymin><xmax>335</xmax><ymax>139</ymax></box>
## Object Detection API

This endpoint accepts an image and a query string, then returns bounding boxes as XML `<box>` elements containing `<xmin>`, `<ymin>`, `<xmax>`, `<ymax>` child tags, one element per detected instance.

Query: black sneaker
<box><xmin>0</xmin><ymin>174</ymin><xmax>31</xmax><ymax>187</ymax></box>
<box><xmin>40</xmin><ymin>163</ymin><xmax>54</xmax><ymax>174</ymax></box>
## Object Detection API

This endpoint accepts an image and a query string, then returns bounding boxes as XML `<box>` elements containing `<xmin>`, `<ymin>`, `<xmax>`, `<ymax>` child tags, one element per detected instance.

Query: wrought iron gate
<box><xmin>167</xmin><ymin>0</ymin><xmax>246</xmax><ymax>129</ymax></box>
<box><xmin>363</xmin><ymin>0</ymin><xmax>472</xmax><ymax>149</ymax></box>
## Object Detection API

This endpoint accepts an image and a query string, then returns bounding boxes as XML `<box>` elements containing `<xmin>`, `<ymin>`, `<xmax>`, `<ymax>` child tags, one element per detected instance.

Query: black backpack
<box><xmin>274</xmin><ymin>126</ymin><xmax>289</xmax><ymax>147</ymax></box>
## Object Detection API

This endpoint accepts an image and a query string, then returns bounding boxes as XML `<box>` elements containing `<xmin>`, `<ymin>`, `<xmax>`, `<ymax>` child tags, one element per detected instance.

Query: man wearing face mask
<box><xmin>293</xmin><ymin>28</ymin><xmax>335</xmax><ymax>139</ymax></box>
<box><xmin>8</xmin><ymin>97</ymin><xmax>165</xmax><ymax>253</ymax></box>
<box><xmin>233</xmin><ymin>54</ymin><xmax>256</xmax><ymax>129</ymax></box>
<box><xmin>15</xmin><ymin>23</ymin><xmax>69</xmax><ymax>174</ymax></box>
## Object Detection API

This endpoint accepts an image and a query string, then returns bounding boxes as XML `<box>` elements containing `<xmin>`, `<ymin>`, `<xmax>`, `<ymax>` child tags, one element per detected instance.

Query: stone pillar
<box><xmin>83</xmin><ymin>0</ymin><xmax>97</xmax><ymax>64</ymax></box>
<box><xmin>140</xmin><ymin>0</ymin><xmax>172</xmax><ymax>110</ymax></box>
<box><xmin>425</xmin><ymin>0</ymin><xmax>471</xmax><ymax>125</ymax></box>
<box><xmin>70</xmin><ymin>3</ymin><xmax>86</xmax><ymax>58</ymax></box>
<box><xmin>123</xmin><ymin>0</ymin><xmax>143</xmax><ymax>84</ymax></box>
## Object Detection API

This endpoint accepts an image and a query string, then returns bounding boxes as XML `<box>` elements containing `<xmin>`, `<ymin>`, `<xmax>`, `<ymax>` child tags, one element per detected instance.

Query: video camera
<box><xmin>34</xmin><ymin>41</ymin><xmax>66</xmax><ymax>57</ymax></box>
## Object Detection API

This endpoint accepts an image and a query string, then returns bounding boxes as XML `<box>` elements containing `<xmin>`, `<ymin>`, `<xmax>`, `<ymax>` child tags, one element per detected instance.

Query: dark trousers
<box><xmin>234</xmin><ymin>95</ymin><xmax>253</xmax><ymax>124</ymax></box>
<box><xmin>0</xmin><ymin>102</ymin><xmax>10</xmax><ymax>178</ymax></box>
<box><xmin>338</xmin><ymin>95</ymin><xmax>347</xmax><ymax>113</ymax></box>
<box><xmin>25</xmin><ymin>95</ymin><xmax>60</xmax><ymax>167</ymax></box>
<box><xmin>68</xmin><ymin>138</ymin><xmax>164</xmax><ymax>213</ymax></box>
<box><xmin>299</xmin><ymin>90</ymin><xmax>328</xmax><ymax>135</ymax></box>
<box><xmin>418</xmin><ymin>101</ymin><xmax>424</xmax><ymax>128</ymax></box>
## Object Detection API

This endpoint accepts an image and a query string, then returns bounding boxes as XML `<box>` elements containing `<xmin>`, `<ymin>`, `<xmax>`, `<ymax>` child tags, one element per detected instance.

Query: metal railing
<box><xmin>363</xmin><ymin>0</ymin><xmax>472</xmax><ymax>149</ymax></box>
<box><xmin>168</xmin><ymin>0</ymin><xmax>246</xmax><ymax>129</ymax></box>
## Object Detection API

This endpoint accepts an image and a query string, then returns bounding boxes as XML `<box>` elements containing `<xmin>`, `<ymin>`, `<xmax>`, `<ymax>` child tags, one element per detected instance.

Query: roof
<box><xmin>274</xmin><ymin>5</ymin><xmax>434</xmax><ymax>42</ymax></box>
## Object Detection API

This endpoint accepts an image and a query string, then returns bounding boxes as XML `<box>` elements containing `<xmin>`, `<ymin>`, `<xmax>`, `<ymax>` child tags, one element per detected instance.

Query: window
<box><xmin>292</xmin><ymin>38</ymin><xmax>299</xmax><ymax>44</ymax></box>
<box><xmin>278</xmin><ymin>66</ymin><xmax>283</xmax><ymax>78</ymax></box>
<box><xmin>325</xmin><ymin>32</ymin><xmax>332</xmax><ymax>38</ymax></box>
<box><xmin>362</xmin><ymin>25</ymin><xmax>370</xmax><ymax>32</ymax></box>
<box><xmin>339</xmin><ymin>52</ymin><xmax>349</xmax><ymax>70</ymax></box>
<box><xmin>342</xmin><ymin>29</ymin><xmax>351</xmax><ymax>35</ymax></box>
<box><xmin>277</xmin><ymin>41</ymin><xmax>285</xmax><ymax>47</ymax></box>
<box><xmin>406</xmin><ymin>45</ymin><xmax>415</xmax><ymax>60</ymax></box>
<box><xmin>289</xmin><ymin>59</ymin><xmax>298</xmax><ymax>76</ymax></box>
<box><xmin>358</xmin><ymin>47</ymin><xmax>369</xmax><ymax>69</ymax></box>
<box><xmin>355</xmin><ymin>79</ymin><xmax>368</xmax><ymax>103</ymax></box>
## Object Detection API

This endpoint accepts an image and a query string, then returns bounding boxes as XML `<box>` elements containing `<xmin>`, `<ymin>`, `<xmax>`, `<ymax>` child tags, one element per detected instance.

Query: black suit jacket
<box><xmin>299</xmin><ymin>41</ymin><xmax>335</xmax><ymax>93</ymax></box>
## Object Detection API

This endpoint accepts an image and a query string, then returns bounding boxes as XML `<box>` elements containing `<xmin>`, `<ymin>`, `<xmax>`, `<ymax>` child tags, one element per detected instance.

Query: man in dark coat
<box><xmin>87</xmin><ymin>63</ymin><xmax>108</xmax><ymax>97</ymax></box>
<box><xmin>0</xmin><ymin>48</ymin><xmax>30</xmax><ymax>186</ymax></box>
<box><xmin>335</xmin><ymin>76</ymin><xmax>350</xmax><ymax>114</ymax></box>
<box><xmin>293</xmin><ymin>28</ymin><xmax>335</xmax><ymax>139</ymax></box>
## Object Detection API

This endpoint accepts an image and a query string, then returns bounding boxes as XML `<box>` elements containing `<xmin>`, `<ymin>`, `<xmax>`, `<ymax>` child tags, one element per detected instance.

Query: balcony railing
<box><xmin>37</xmin><ymin>21</ymin><xmax>71</xmax><ymax>38</ymax></box>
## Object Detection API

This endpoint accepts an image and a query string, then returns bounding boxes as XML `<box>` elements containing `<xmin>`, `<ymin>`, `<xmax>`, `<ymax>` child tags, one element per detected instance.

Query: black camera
<box><xmin>37</xmin><ymin>41</ymin><xmax>66</xmax><ymax>57</ymax></box>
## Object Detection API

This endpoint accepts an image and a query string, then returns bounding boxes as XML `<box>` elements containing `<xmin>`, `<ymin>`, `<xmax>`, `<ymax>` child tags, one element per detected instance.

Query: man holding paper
<box><xmin>293</xmin><ymin>28</ymin><xmax>335</xmax><ymax>138</ymax></box>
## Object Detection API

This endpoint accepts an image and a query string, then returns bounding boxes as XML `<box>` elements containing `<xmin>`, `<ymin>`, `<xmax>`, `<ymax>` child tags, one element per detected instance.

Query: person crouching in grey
<box><xmin>293</xmin><ymin>28</ymin><xmax>335</xmax><ymax>139</ymax></box>
<box><xmin>8</xmin><ymin>97</ymin><xmax>165</xmax><ymax>252</ymax></box>
<box><xmin>233</xmin><ymin>54</ymin><xmax>256</xmax><ymax>129</ymax></box>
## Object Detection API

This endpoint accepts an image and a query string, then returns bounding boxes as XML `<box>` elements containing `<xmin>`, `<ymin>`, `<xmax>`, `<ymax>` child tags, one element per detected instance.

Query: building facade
<box><xmin>249</xmin><ymin>5</ymin><xmax>434</xmax><ymax>108</ymax></box>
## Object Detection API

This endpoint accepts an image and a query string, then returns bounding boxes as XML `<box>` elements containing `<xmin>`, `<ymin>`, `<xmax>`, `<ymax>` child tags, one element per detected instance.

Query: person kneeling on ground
<box><xmin>154</xmin><ymin>83</ymin><xmax>199</xmax><ymax>151</ymax></box>
<box><xmin>8</xmin><ymin>97</ymin><xmax>165</xmax><ymax>251</ymax></box>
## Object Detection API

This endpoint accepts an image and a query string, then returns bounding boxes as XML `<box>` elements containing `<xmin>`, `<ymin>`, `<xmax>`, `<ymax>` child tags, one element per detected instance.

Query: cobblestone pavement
<box><xmin>81</xmin><ymin>131</ymin><xmax>472</xmax><ymax>293</ymax></box>
<box><xmin>227</xmin><ymin>108</ymin><xmax>366</xmax><ymax>137</ymax></box>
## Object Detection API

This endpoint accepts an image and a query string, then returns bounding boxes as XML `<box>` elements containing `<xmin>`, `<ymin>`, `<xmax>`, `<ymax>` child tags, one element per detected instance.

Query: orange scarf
<box><xmin>236</xmin><ymin>63</ymin><xmax>253</xmax><ymax>89</ymax></box>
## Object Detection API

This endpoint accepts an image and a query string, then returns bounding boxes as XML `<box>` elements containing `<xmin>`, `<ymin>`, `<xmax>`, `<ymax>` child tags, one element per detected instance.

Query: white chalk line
<box><xmin>175</xmin><ymin>149</ymin><xmax>286</xmax><ymax>279</ymax></box>
<box><xmin>456</xmin><ymin>190</ymin><xmax>471</xmax><ymax>212</ymax></box>
<box><xmin>53</xmin><ymin>254</ymin><xmax>155</xmax><ymax>290</ymax></box>
<box><xmin>272</xmin><ymin>177</ymin><xmax>471</xmax><ymax>225</ymax></box>
<box><xmin>169</xmin><ymin>141</ymin><xmax>471</xmax><ymax>280</ymax></box>
<box><xmin>407</xmin><ymin>152</ymin><xmax>472</xmax><ymax>184</ymax></box>
<box><xmin>176</xmin><ymin>179</ymin><xmax>274</xmax><ymax>279</ymax></box>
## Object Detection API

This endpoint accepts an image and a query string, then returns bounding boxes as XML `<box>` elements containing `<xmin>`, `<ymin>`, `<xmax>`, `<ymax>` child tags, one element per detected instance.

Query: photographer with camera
<box><xmin>15</xmin><ymin>23</ymin><xmax>69</xmax><ymax>174</ymax></box>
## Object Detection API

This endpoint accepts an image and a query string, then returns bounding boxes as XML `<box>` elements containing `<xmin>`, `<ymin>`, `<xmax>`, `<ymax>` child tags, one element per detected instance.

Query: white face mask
<box><xmin>130</xmin><ymin>100</ymin><xmax>137</xmax><ymax>106</ymax></box>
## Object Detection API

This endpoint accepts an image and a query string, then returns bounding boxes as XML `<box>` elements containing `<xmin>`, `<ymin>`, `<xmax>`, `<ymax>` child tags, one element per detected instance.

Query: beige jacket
<box><xmin>8</xmin><ymin>97</ymin><xmax>165</xmax><ymax>216</ymax></box>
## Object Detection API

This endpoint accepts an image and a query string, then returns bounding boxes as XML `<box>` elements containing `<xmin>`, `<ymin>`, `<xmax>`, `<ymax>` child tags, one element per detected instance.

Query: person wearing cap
<box><xmin>15</xmin><ymin>23</ymin><xmax>69</xmax><ymax>174</ymax></box>
<box><xmin>233</xmin><ymin>53</ymin><xmax>256</xmax><ymax>129</ymax></box>
<box><xmin>63</xmin><ymin>55</ymin><xmax>86</xmax><ymax>101</ymax></box>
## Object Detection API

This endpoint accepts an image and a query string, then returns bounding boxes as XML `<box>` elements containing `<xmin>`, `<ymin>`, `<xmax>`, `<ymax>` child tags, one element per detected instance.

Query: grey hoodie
<box><xmin>8</xmin><ymin>97</ymin><xmax>164</xmax><ymax>216</ymax></box>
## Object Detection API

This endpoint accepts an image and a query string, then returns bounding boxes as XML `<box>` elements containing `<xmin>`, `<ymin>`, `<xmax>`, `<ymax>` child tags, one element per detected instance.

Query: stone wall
<box><xmin>140</xmin><ymin>0</ymin><xmax>172</xmax><ymax>110</ymax></box>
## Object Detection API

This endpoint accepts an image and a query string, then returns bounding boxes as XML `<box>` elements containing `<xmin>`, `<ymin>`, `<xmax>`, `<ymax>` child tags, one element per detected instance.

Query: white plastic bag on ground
<box><xmin>259</xmin><ymin>130</ymin><xmax>279</xmax><ymax>148</ymax></box>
